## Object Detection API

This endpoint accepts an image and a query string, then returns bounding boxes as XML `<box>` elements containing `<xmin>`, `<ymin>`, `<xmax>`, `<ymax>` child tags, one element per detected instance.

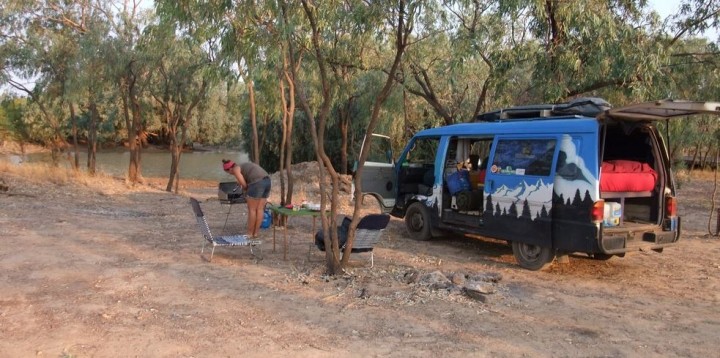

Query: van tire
<box><xmin>405</xmin><ymin>202</ymin><xmax>433</xmax><ymax>241</ymax></box>
<box><xmin>511</xmin><ymin>241</ymin><xmax>555</xmax><ymax>270</ymax></box>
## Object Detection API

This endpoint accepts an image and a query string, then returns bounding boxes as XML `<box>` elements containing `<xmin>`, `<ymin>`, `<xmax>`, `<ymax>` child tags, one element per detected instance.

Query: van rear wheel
<box><xmin>405</xmin><ymin>202</ymin><xmax>432</xmax><ymax>241</ymax></box>
<box><xmin>511</xmin><ymin>241</ymin><xmax>555</xmax><ymax>270</ymax></box>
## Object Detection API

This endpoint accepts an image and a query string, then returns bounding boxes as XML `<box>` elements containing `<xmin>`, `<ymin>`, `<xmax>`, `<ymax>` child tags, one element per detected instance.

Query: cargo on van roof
<box><xmin>474</xmin><ymin>97</ymin><xmax>612</xmax><ymax>122</ymax></box>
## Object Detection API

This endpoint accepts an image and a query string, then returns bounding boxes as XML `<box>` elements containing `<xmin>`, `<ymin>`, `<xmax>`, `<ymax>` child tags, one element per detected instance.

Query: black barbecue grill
<box><xmin>218</xmin><ymin>182</ymin><xmax>246</xmax><ymax>204</ymax></box>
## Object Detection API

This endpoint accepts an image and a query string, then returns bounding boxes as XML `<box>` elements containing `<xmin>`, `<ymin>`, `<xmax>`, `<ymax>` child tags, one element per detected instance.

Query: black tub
<box><xmin>218</xmin><ymin>182</ymin><xmax>245</xmax><ymax>204</ymax></box>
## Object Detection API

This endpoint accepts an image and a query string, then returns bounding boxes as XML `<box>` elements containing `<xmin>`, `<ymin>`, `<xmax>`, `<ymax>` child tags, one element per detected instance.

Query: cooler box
<box><xmin>603</xmin><ymin>202</ymin><xmax>621</xmax><ymax>227</ymax></box>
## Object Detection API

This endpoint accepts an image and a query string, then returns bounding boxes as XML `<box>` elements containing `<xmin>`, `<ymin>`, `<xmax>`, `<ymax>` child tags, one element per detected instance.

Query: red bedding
<box><xmin>601</xmin><ymin>160</ymin><xmax>657</xmax><ymax>192</ymax></box>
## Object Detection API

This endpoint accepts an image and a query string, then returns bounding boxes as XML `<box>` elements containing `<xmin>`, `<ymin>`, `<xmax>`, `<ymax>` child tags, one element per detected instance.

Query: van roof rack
<box><xmin>474</xmin><ymin>97</ymin><xmax>612</xmax><ymax>122</ymax></box>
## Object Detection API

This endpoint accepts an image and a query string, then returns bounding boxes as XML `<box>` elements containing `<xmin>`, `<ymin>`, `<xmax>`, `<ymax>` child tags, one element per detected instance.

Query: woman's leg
<box><xmin>252</xmin><ymin>198</ymin><xmax>268</xmax><ymax>235</ymax></box>
<box><xmin>247</xmin><ymin>177</ymin><xmax>271</xmax><ymax>238</ymax></box>
<box><xmin>246</xmin><ymin>198</ymin><xmax>260</xmax><ymax>237</ymax></box>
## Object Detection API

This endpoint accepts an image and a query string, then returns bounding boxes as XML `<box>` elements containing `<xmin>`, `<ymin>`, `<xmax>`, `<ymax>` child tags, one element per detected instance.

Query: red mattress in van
<box><xmin>600</xmin><ymin>160</ymin><xmax>657</xmax><ymax>192</ymax></box>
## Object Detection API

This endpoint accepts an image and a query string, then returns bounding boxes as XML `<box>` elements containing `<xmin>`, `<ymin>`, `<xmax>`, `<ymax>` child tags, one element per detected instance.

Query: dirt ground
<box><xmin>1</xmin><ymin>155</ymin><xmax>719</xmax><ymax>358</ymax></box>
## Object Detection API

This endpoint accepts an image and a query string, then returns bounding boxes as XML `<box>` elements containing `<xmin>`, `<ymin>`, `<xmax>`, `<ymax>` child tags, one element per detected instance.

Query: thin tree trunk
<box><xmin>167</xmin><ymin>126</ymin><xmax>181</xmax><ymax>192</ymax></box>
<box><xmin>87</xmin><ymin>100</ymin><xmax>99</xmax><ymax>175</ymax></box>
<box><xmin>344</xmin><ymin>0</ymin><xmax>410</xmax><ymax>266</ymax></box>
<box><xmin>68</xmin><ymin>102</ymin><xmax>80</xmax><ymax>171</ymax></box>
<box><xmin>339</xmin><ymin>98</ymin><xmax>352</xmax><ymax>174</ymax></box>
<box><xmin>248</xmin><ymin>79</ymin><xmax>259</xmax><ymax>164</ymax></box>
<box><xmin>128</xmin><ymin>81</ymin><xmax>143</xmax><ymax>184</ymax></box>
<box><xmin>690</xmin><ymin>144</ymin><xmax>700</xmax><ymax>171</ymax></box>
<box><xmin>278</xmin><ymin>75</ymin><xmax>288</xmax><ymax>206</ymax></box>
<box><xmin>702</xmin><ymin>148</ymin><xmax>711</xmax><ymax>170</ymax></box>
<box><xmin>120</xmin><ymin>79</ymin><xmax>135</xmax><ymax>181</ymax></box>
<box><xmin>283</xmin><ymin>63</ymin><xmax>297</xmax><ymax>207</ymax></box>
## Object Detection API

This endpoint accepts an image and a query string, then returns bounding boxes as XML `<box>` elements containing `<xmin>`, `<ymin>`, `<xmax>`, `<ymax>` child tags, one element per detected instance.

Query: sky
<box><xmin>649</xmin><ymin>0</ymin><xmax>719</xmax><ymax>40</ymax></box>
<box><xmin>650</xmin><ymin>0</ymin><xmax>679</xmax><ymax>17</ymax></box>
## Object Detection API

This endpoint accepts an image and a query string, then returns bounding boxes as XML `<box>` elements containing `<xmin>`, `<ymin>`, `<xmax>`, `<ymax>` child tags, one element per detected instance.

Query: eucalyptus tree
<box><xmin>663</xmin><ymin>0</ymin><xmax>720</xmax><ymax>46</ymax></box>
<box><xmin>224</xmin><ymin>2</ymin><xmax>303</xmax><ymax>208</ymax></box>
<box><xmin>0</xmin><ymin>96</ymin><xmax>29</xmax><ymax>146</ymax></box>
<box><xmin>649</xmin><ymin>36</ymin><xmax>720</xmax><ymax>168</ymax></box>
<box><xmin>156</xmin><ymin>0</ymin><xmax>306</xmax><ymax>208</ymax></box>
<box><xmin>0</xmin><ymin>0</ymin><xmax>85</xmax><ymax>163</ymax></box>
<box><xmin>399</xmin><ymin>1</ymin><xmax>503</xmax><ymax>125</ymax></box>
<box><xmin>323</xmin><ymin>4</ymin><xmax>385</xmax><ymax>174</ymax></box>
<box><xmin>102</xmin><ymin>0</ymin><xmax>155</xmax><ymax>184</ymax></box>
<box><xmin>60</xmin><ymin>2</ymin><xmax>117</xmax><ymax>175</ymax></box>
<box><xmin>157</xmin><ymin>0</ymin><xmax>278</xmax><ymax>164</ymax></box>
<box><xmin>342</xmin><ymin>0</ymin><xmax>418</xmax><ymax>269</ymax></box>
<box><xmin>279</xmin><ymin>0</ymin><xmax>414</xmax><ymax>272</ymax></box>
<box><xmin>510</xmin><ymin>0</ymin><xmax>668</xmax><ymax>102</ymax></box>
<box><xmin>144</xmin><ymin>21</ymin><xmax>214</xmax><ymax>193</ymax></box>
<box><xmin>655</xmin><ymin>0</ymin><xmax>720</xmax><ymax>168</ymax></box>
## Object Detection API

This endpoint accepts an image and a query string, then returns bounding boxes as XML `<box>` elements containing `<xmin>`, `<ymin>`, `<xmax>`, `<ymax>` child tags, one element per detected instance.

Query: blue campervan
<box><xmin>359</xmin><ymin>98</ymin><xmax>720</xmax><ymax>270</ymax></box>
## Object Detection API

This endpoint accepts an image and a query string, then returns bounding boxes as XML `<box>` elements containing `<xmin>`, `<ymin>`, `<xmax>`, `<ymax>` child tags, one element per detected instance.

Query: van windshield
<box><xmin>404</xmin><ymin>137</ymin><xmax>439</xmax><ymax>166</ymax></box>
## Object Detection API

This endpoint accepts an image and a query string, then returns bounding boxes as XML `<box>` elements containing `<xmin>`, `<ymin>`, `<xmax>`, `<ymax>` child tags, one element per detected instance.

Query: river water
<box><xmin>15</xmin><ymin>150</ymin><xmax>249</xmax><ymax>182</ymax></box>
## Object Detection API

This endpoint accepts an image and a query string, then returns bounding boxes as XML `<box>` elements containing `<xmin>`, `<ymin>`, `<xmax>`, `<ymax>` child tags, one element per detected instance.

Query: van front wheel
<box><xmin>405</xmin><ymin>202</ymin><xmax>433</xmax><ymax>241</ymax></box>
<box><xmin>511</xmin><ymin>241</ymin><xmax>555</xmax><ymax>270</ymax></box>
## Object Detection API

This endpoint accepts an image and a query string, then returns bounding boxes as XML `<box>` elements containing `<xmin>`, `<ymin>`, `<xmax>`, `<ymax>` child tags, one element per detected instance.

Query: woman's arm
<box><xmin>231</xmin><ymin>167</ymin><xmax>248</xmax><ymax>191</ymax></box>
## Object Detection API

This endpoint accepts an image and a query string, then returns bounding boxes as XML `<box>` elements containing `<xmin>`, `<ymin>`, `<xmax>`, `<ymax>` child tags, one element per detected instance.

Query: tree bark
<box><xmin>68</xmin><ymin>102</ymin><xmax>80</xmax><ymax>171</ymax></box>
<box><xmin>344</xmin><ymin>0</ymin><xmax>410</xmax><ymax>266</ymax></box>
<box><xmin>87</xmin><ymin>99</ymin><xmax>99</xmax><ymax>175</ymax></box>
<box><xmin>338</xmin><ymin>98</ymin><xmax>352</xmax><ymax>174</ymax></box>
<box><xmin>248</xmin><ymin>79</ymin><xmax>259</xmax><ymax>164</ymax></box>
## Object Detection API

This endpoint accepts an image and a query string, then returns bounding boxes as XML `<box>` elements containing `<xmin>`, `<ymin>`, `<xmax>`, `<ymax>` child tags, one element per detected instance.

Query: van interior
<box><xmin>600</xmin><ymin>123</ymin><xmax>665</xmax><ymax>228</ymax></box>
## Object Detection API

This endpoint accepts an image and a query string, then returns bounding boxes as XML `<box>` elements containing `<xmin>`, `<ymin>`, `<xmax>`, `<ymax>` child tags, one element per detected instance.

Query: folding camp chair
<box><xmin>190</xmin><ymin>198</ymin><xmax>262</xmax><ymax>262</ymax></box>
<box><xmin>315</xmin><ymin>214</ymin><xmax>391</xmax><ymax>267</ymax></box>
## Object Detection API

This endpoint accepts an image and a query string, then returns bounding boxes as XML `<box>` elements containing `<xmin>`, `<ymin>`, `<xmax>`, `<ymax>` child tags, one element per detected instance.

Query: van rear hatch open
<box><xmin>597</xmin><ymin>100</ymin><xmax>720</xmax><ymax>254</ymax></box>
<box><xmin>600</xmin><ymin>100</ymin><xmax>720</xmax><ymax>122</ymax></box>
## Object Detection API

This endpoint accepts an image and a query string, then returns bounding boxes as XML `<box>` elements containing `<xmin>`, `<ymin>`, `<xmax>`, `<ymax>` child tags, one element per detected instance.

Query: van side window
<box><xmin>492</xmin><ymin>139</ymin><xmax>557</xmax><ymax>176</ymax></box>
<box><xmin>367</xmin><ymin>135</ymin><xmax>393</xmax><ymax>164</ymax></box>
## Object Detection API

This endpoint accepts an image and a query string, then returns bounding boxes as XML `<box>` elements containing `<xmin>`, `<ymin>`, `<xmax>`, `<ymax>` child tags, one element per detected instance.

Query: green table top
<box><xmin>268</xmin><ymin>205</ymin><xmax>326</xmax><ymax>217</ymax></box>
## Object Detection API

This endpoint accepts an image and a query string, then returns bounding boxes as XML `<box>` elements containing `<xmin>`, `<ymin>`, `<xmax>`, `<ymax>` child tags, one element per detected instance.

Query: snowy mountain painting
<box><xmin>487</xmin><ymin>179</ymin><xmax>553</xmax><ymax>219</ymax></box>
<box><xmin>554</xmin><ymin>134</ymin><xmax>598</xmax><ymax>202</ymax></box>
<box><xmin>483</xmin><ymin>134</ymin><xmax>599</xmax><ymax>222</ymax></box>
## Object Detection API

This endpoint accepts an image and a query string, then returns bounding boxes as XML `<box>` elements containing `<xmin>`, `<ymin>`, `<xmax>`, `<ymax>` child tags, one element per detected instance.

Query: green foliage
<box><xmin>1</xmin><ymin>0</ymin><xmax>719</xmax><ymax>174</ymax></box>
<box><xmin>0</xmin><ymin>96</ymin><xmax>29</xmax><ymax>141</ymax></box>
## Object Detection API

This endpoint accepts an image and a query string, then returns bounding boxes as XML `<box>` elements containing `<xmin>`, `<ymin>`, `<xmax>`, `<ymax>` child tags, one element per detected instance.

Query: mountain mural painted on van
<box><xmin>487</xmin><ymin>178</ymin><xmax>553</xmax><ymax>219</ymax></box>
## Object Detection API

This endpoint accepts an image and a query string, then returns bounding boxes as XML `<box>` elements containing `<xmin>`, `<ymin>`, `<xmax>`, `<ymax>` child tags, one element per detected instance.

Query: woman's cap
<box><xmin>222</xmin><ymin>160</ymin><xmax>235</xmax><ymax>171</ymax></box>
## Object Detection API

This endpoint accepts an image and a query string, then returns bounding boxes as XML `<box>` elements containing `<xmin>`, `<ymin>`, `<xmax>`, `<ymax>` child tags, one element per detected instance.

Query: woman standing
<box><xmin>222</xmin><ymin>159</ymin><xmax>271</xmax><ymax>239</ymax></box>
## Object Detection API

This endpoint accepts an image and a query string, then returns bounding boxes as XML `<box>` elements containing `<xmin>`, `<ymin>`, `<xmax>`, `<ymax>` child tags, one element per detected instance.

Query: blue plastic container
<box><xmin>261</xmin><ymin>208</ymin><xmax>272</xmax><ymax>229</ymax></box>
<box><xmin>447</xmin><ymin>170</ymin><xmax>471</xmax><ymax>195</ymax></box>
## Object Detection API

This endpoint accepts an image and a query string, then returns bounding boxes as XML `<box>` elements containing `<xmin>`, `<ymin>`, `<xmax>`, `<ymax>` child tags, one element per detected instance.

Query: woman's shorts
<box><xmin>247</xmin><ymin>177</ymin><xmax>271</xmax><ymax>199</ymax></box>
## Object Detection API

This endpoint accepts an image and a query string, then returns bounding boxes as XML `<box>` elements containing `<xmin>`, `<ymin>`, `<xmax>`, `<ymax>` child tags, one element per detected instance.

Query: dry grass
<box><xmin>675</xmin><ymin>168</ymin><xmax>720</xmax><ymax>190</ymax></box>
<box><xmin>0</xmin><ymin>140</ymin><xmax>47</xmax><ymax>155</ymax></box>
<box><xmin>0</xmin><ymin>160</ymin><xmax>159</xmax><ymax>196</ymax></box>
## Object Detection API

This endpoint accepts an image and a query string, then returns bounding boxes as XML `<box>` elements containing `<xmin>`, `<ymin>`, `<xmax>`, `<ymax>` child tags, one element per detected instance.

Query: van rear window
<box><xmin>492</xmin><ymin>139</ymin><xmax>557</xmax><ymax>176</ymax></box>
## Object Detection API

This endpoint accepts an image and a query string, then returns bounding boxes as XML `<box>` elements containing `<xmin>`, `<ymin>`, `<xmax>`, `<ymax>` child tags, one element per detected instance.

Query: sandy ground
<box><xmin>1</xmin><ymin>157</ymin><xmax>719</xmax><ymax>357</ymax></box>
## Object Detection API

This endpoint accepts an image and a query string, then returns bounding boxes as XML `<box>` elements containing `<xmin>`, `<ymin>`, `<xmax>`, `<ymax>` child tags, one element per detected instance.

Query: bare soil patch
<box><xmin>1</xmin><ymin>159</ymin><xmax>719</xmax><ymax>357</ymax></box>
